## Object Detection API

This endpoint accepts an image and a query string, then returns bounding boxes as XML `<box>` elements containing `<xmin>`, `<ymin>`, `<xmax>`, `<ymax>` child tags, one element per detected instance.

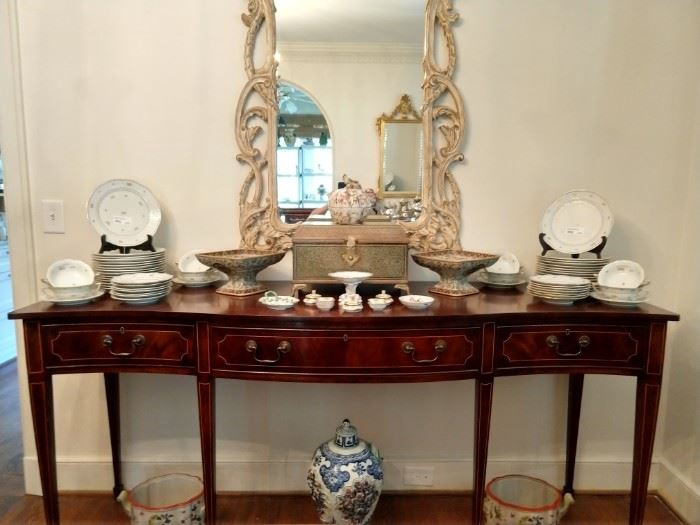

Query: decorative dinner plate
<box><xmin>44</xmin><ymin>289</ymin><xmax>105</xmax><ymax>306</ymax></box>
<box><xmin>590</xmin><ymin>291</ymin><xmax>646</xmax><ymax>308</ymax></box>
<box><xmin>87</xmin><ymin>179</ymin><xmax>162</xmax><ymax>247</ymax></box>
<box><xmin>111</xmin><ymin>272</ymin><xmax>173</xmax><ymax>286</ymax></box>
<box><xmin>541</xmin><ymin>190</ymin><xmax>613</xmax><ymax>254</ymax></box>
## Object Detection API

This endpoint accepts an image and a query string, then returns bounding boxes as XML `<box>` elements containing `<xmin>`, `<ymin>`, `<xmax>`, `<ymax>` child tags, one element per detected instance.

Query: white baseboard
<box><xmin>657</xmin><ymin>459</ymin><xmax>700</xmax><ymax>523</ymax></box>
<box><xmin>24</xmin><ymin>456</ymin><xmax>661</xmax><ymax>496</ymax></box>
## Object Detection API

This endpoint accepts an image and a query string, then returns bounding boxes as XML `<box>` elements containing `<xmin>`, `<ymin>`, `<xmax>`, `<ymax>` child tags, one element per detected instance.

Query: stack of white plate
<box><xmin>92</xmin><ymin>248</ymin><xmax>166</xmax><ymax>290</ymax></box>
<box><xmin>110</xmin><ymin>272</ymin><xmax>173</xmax><ymax>305</ymax></box>
<box><xmin>536</xmin><ymin>253</ymin><xmax>609</xmax><ymax>282</ymax></box>
<box><xmin>527</xmin><ymin>274</ymin><xmax>591</xmax><ymax>305</ymax></box>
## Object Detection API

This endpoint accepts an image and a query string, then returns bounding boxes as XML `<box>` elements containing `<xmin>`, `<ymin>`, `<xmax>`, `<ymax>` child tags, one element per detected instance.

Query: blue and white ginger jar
<box><xmin>307</xmin><ymin>419</ymin><xmax>383</xmax><ymax>525</ymax></box>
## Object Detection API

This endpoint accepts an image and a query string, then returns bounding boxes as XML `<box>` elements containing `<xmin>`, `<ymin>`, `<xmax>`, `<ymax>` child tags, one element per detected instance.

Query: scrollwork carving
<box><xmin>237</xmin><ymin>0</ymin><xmax>297</xmax><ymax>251</ymax></box>
<box><xmin>403</xmin><ymin>0</ymin><xmax>464</xmax><ymax>251</ymax></box>
<box><xmin>236</xmin><ymin>0</ymin><xmax>466</xmax><ymax>253</ymax></box>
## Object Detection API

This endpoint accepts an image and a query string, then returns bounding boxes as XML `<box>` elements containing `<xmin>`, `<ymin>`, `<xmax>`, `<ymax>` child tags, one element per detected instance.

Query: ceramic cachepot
<box><xmin>117</xmin><ymin>473</ymin><xmax>204</xmax><ymax>525</ymax></box>
<box><xmin>307</xmin><ymin>419</ymin><xmax>383</xmax><ymax>525</ymax></box>
<box><xmin>328</xmin><ymin>179</ymin><xmax>377</xmax><ymax>225</ymax></box>
<box><xmin>483</xmin><ymin>475</ymin><xmax>573</xmax><ymax>525</ymax></box>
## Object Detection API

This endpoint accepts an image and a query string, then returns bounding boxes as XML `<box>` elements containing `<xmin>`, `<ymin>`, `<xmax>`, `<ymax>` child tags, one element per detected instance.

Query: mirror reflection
<box><xmin>275</xmin><ymin>0</ymin><xmax>425</xmax><ymax>212</ymax></box>
<box><xmin>377</xmin><ymin>94</ymin><xmax>423</xmax><ymax>199</ymax></box>
<box><xmin>276</xmin><ymin>81</ymin><xmax>333</xmax><ymax>221</ymax></box>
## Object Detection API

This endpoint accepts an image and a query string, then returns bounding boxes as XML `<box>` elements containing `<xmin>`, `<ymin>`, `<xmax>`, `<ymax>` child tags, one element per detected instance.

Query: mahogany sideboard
<box><xmin>9</xmin><ymin>282</ymin><xmax>679</xmax><ymax>524</ymax></box>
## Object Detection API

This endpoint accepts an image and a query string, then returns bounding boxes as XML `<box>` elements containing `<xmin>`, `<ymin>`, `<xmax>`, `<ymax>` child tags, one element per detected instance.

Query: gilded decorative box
<box><xmin>292</xmin><ymin>222</ymin><xmax>408</xmax><ymax>292</ymax></box>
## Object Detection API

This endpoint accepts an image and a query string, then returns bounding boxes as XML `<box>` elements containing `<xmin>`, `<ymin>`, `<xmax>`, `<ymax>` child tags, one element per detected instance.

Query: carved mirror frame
<box><xmin>236</xmin><ymin>0</ymin><xmax>465</xmax><ymax>252</ymax></box>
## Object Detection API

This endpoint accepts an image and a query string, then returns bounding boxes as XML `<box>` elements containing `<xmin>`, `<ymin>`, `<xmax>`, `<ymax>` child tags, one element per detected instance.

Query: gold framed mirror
<box><xmin>376</xmin><ymin>94</ymin><xmax>423</xmax><ymax>199</ymax></box>
<box><xmin>236</xmin><ymin>0</ymin><xmax>464</xmax><ymax>252</ymax></box>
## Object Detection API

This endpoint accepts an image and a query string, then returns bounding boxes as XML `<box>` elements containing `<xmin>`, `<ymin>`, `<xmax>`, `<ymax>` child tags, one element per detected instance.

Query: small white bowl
<box><xmin>177</xmin><ymin>250</ymin><xmax>211</xmax><ymax>274</ymax></box>
<box><xmin>46</xmin><ymin>259</ymin><xmax>95</xmax><ymax>287</ymax></box>
<box><xmin>485</xmin><ymin>252</ymin><xmax>520</xmax><ymax>274</ymax></box>
<box><xmin>598</xmin><ymin>260</ymin><xmax>645</xmax><ymax>289</ymax></box>
<box><xmin>368</xmin><ymin>298</ymin><xmax>390</xmax><ymax>311</ymax></box>
<box><xmin>399</xmin><ymin>295</ymin><xmax>435</xmax><ymax>310</ymax></box>
<box><xmin>316</xmin><ymin>297</ymin><xmax>336</xmax><ymax>311</ymax></box>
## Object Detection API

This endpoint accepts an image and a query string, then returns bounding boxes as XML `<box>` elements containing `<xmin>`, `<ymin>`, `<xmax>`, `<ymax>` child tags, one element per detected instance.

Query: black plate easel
<box><xmin>538</xmin><ymin>233</ymin><xmax>607</xmax><ymax>259</ymax></box>
<box><xmin>98</xmin><ymin>234</ymin><xmax>156</xmax><ymax>254</ymax></box>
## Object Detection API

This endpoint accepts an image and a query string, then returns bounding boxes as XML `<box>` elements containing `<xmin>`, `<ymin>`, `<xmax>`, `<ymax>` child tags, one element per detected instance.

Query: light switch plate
<box><xmin>41</xmin><ymin>199</ymin><xmax>65</xmax><ymax>233</ymax></box>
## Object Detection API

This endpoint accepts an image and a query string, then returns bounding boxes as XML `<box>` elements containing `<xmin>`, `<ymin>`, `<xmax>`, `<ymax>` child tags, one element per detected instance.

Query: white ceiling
<box><xmin>276</xmin><ymin>0</ymin><xmax>425</xmax><ymax>45</ymax></box>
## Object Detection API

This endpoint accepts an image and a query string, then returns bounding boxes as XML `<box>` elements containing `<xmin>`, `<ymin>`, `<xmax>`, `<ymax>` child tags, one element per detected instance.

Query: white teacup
<box><xmin>316</xmin><ymin>297</ymin><xmax>335</xmax><ymax>311</ymax></box>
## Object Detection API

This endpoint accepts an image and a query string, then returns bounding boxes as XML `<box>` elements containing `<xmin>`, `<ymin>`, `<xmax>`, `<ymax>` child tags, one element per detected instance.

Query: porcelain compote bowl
<box><xmin>195</xmin><ymin>249</ymin><xmax>285</xmax><ymax>296</ymax></box>
<box><xmin>328</xmin><ymin>271</ymin><xmax>373</xmax><ymax>297</ymax></box>
<box><xmin>411</xmin><ymin>250</ymin><xmax>499</xmax><ymax>296</ymax></box>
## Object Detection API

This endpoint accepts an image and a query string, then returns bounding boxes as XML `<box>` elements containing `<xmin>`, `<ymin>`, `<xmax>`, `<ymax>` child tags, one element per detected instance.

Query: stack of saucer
<box><xmin>109</xmin><ymin>272</ymin><xmax>173</xmax><ymax>305</ymax></box>
<box><xmin>536</xmin><ymin>253</ymin><xmax>609</xmax><ymax>282</ymax></box>
<box><xmin>92</xmin><ymin>248</ymin><xmax>166</xmax><ymax>290</ymax></box>
<box><xmin>42</xmin><ymin>258</ymin><xmax>104</xmax><ymax>305</ymax></box>
<box><xmin>591</xmin><ymin>260</ymin><xmax>649</xmax><ymax>307</ymax></box>
<box><xmin>172</xmin><ymin>249</ymin><xmax>224</xmax><ymax>288</ymax></box>
<box><xmin>478</xmin><ymin>252</ymin><xmax>527</xmax><ymax>289</ymax></box>
<box><xmin>527</xmin><ymin>274</ymin><xmax>591</xmax><ymax>305</ymax></box>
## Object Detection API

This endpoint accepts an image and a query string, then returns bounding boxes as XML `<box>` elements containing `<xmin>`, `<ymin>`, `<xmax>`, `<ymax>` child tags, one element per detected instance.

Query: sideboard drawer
<box><xmin>495</xmin><ymin>325</ymin><xmax>646</xmax><ymax>372</ymax></box>
<box><xmin>42</xmin><ymin>323</ymin><xmax>196</xmax><ymax>369</ymax></box>
<box><xmin>212</xmin><ymin>327</ymin><xmax>479</xmax><ymax>375</ymax></box>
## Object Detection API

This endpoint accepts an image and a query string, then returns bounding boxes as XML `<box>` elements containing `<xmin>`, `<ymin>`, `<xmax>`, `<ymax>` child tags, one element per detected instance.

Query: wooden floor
<box><xmin>0</xmin><ymin>361</ymin><xmax>685</xmax><ymax>524</ymax></box>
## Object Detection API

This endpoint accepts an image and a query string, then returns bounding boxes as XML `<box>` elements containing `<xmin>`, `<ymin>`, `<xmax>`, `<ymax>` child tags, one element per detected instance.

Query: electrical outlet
<box><xmin>403</xmin><ymin>466</ymin><xmax>434</xmax><ymax>486</ymax></box>
<box><xmin>41</xmin><ymin>199</ymin><xmax>65</xmax><ymax>233</ymax></box>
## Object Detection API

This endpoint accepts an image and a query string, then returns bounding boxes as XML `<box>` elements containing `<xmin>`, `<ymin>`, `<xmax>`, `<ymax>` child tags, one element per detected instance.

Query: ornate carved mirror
<box><xmin>236</xmin><ymin>0</ymin><xmax>464</xmax><ymax>252</ymax></box>
<box><xmin>376</xmin><ymin>94</ymin><xmax>423</xmax><ymax>199</ymax></box>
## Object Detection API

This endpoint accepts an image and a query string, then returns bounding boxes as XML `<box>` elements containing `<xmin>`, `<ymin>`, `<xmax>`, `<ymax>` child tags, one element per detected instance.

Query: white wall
<box><xmin>657</xmin><ymin>46</ymin><xmax>700</xmax><ymax>521</ymax></box>
<box><xmin>3</xmin><ymin>1</ymin><xmax>700</xmax><ymax>519</ymax></box>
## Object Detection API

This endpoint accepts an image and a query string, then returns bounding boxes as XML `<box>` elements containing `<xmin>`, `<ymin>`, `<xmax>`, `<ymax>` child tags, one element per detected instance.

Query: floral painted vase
<box><xmin>328</xmin><ymin>178</ymin><xmax>377</xmax><ymax>225</ymax></box>
<box><xmin>307</xmin><ymin>419</ymin><xmax>383</xmax><ymax>525</ymax></box>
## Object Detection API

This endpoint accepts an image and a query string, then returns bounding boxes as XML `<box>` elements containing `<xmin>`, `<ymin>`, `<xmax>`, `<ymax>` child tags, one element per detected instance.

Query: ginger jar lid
<box><xmin>335</xmin><ymin>419</ymin><xmax>359</xmax><ymax>448</ymax></box>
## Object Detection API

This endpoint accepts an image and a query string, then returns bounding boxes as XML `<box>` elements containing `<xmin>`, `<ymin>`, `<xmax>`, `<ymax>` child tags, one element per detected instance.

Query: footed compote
<box><xmin>411</xmin><ymin>250</ymin><xmax>499</xmax><ymax>296</ymax></box>
<box><xmin>196</xmin><ymin>249</ymin><xmax>285</xmax><ymax>296</ymax></box>
<box><xmin>328</xmin><ymin>271</ymin><xmax>373</xmax><ymax>297</ymax></box>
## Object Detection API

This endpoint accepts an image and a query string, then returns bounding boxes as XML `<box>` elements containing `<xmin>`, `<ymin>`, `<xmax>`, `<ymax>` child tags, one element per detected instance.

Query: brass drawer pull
<box><xmin>102</xmin><ymin>333</ymin><xmax>143</xmax><ymax>357</ymax></box>
<box><xmin>402</xmin><ymin>340</ymin><xmax>447</xmax><ymax>364</ymax></box>
<box><xmin>546</xmin><ymin>335</ymin><xmax>560</xmax><ymax>350</ymax></box>
<box><xmin>246</xmin><ymin>339</ymin><xmax>291</xmax><ymax>364</ymax></box>
<box><xmin>546</xmin><ymin>333</ymin><xmax>589</xmax><ymax>357</ymax></box>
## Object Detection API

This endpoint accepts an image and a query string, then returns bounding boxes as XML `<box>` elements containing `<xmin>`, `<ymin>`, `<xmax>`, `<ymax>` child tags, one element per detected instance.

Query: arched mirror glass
<box><xmin>276</xmin><ymin>81</ymin><xmax>333</xmax><ymax>222</ymax></box>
